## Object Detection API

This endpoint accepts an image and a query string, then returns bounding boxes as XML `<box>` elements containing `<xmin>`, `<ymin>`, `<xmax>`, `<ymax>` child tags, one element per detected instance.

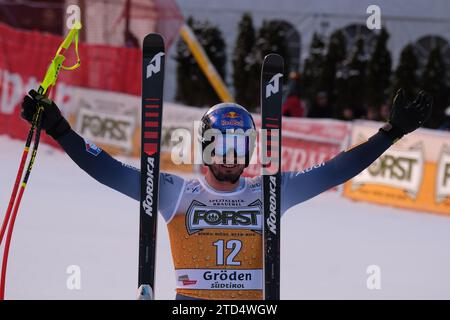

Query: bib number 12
<box><xmin>213</xmin><ymin>240</ymin><xmax>242</xmax><ymax>266</ymax></box>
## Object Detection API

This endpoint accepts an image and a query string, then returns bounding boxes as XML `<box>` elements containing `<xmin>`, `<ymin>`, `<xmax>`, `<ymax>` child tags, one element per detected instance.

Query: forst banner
<box><xmin>344</xmin><ymin>121</ymin><xmax>450</xmax><ymax>216</ymax></box>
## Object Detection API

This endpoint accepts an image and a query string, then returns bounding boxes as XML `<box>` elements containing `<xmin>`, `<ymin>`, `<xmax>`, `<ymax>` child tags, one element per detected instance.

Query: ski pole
<box><xmin>0</xmin><ymin>23</ymin><xmax>81</xmax><ymax>300</ymax></box>
<box><xmin>0</xmin><ymin>108</ymin><xmax>44</xmax><ymax>300</ymax></box>
<box><xmin>0</xmin><ymin>24</ymin><xmax>81</xmax><ymax>248</ymax></box>
<box><xmin>0</xmin><ymin>109</ymin><xmax>40</xmax><ymax>247</ymax></box>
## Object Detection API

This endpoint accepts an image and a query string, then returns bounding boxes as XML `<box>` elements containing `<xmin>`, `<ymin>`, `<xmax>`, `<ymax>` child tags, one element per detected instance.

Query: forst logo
<box><xmin>186</xmin><ymin>200</ymin><xmax>262</xmax><ymax>234</ymax></box>
<box><xmin>352</xmin><ymin>147</ymin><xmax>424</xmax><ymax>199</ymax></box>
<box><xmin>146</xmin><ymin>52</ymin><xmax>165</xmax><ymax>78</ymax></box>
<box><xmin>80</xmin><ymin>114</ymin><xmax>130</xmax><ymax>141</ymax></box>
<box><xmin>193</xmin><ymin>210</ymin><xmax>258</xmax><ymax>225</ymax></box>
<box><xmin>265</xmin><ymin>73</ymin><xmax>283</xmax><ymax>98</ymax></box>
<box><xmin>367</xmin><ymin>154</ymin><xmax>418</xmax><ymax>180</ymax></box>
<box><xmin>436</xmin><ymin>150</ymin><xmax>450</xmax><ymax>203</ymax></box>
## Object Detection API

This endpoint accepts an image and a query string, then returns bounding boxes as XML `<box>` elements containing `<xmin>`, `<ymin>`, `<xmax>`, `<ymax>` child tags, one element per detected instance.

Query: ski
<box><xmin>138</xmin><ymin>33</ymin><xmax>165</xmax><ymax>300</ymax></box>
<box><xmin>260</xmin><ymin>54</ymin><xmax>284</xmax><ymax>300</ymax></box>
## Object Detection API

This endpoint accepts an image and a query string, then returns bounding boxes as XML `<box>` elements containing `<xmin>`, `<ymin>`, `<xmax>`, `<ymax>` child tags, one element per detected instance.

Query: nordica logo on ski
<box><xmin>266</xmin><ymin>176</ymin><xmax>278</xmax><ymax>235</ymax></box>
<box><xmin>146</xmin><ymin>52</ymin><xmax>165</xmax><ymax>78</ymax></box>
<box><xmin>142</xmin><ymin>157</ymin><xmax>155</xmax><ymax>216</ymax></box>
<box><xmin>265</xmin><ymin>73</ymin><xmax>283</xmax><ymax>98</ymax></box>
<box><xmin>186</xmin><ymin>200</ymin><xmax>262</xmax><ymax>234</ymax></box>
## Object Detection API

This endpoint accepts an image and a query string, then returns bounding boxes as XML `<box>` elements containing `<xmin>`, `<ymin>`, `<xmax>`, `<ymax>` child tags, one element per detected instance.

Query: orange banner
<box><xmin>343</xmin><ymin>121</ymin><xmax>450</xmax><ymax>216</ymax></box>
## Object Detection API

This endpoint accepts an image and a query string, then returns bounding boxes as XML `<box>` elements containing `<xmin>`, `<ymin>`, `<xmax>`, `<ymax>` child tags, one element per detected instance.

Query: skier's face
<box><xmin>205</xmin><ymin>132</ymin><xmax>248</xmax><ymax>183</ymax></box>
<box><xmin>209</xmin><ymin>162</ymin><xmax>245</xmax><ymax>184</ymax></box>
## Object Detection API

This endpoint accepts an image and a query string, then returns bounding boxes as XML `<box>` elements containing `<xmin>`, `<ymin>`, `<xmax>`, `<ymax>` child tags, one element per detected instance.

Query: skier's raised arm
<box><xmin>281</xmin><ymin>89</ymin><xmax>433</xmax><ymax>214</ymax></box>
<box><xmin>20</xmin><ymin>90</ymin><xmax>184</xmax><ymax>221</ymax></box>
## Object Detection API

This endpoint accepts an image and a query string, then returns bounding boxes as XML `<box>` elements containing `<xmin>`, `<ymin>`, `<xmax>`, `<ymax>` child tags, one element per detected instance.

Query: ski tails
<box><xmin>261</xmin><ymin>54</ymin><xmax>284</xmax><ymax>300</ymax></box>
<box><xmin>138</xmin><ymin>33</ymin><xmax>165</xmax><ymax>300</ymax></box>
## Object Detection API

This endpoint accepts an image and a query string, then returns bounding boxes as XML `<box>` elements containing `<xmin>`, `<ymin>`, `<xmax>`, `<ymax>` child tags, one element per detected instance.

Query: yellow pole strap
<box><xmin>179</xmin><ymin>24</ymin><xmax>234</xmax><ymax>103</ymax></box>
<box><xmin>38</xmin><ymin>22</ymin><xmax>82</xmax><ymax>95</ymax></box>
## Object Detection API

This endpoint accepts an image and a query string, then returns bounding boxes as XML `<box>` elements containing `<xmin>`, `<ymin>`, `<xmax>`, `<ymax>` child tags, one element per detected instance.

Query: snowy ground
<box><xmin>1</xmin><ymin>135</ymin><xmax>449</xmax><ymax>300</ymax></box>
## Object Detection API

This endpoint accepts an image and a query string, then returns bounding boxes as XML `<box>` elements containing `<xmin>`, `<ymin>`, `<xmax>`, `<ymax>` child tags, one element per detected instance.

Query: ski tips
<box><xmin>143</xmin><ymin>33</ymin><xmax>165</xmax><ymax>49</ymax></box>
<box><xmin>262</xmin><ymin>54</ymin><xmax>284</xmax><ymax>70</ymax></box>
<box><xmin>263</xmin><ymin>53</ymin><xmax>283</xmax><ymax>60</ymax></box>
<box><xmin>261</xmin><ymin>54</ymin><xmax>284</xmax><ymax>81</ymax></box>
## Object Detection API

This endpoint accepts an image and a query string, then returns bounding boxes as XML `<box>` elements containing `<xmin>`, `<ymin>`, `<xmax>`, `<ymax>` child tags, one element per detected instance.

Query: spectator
<box><xmin>437</xmin><ymin>106</ymin><xmax>450</xmax><ymax>131</ymax></box>
<box><xmin>308</xmin><ymin>91</ymin><xmax>334</xmax><ymax>118</ymax></box>
<box><xmin>341</xmin><ymin>107</ymin><xmax>355</xmax><ymax>121</ymax></box>
<box><xmin>379</xmin><ymin>102</ymin><xmax>390</xmax><ymax>122</ymax></box>
<box><xmin>282</xmin><ymin>72</ymin><xmax>305</xmax><ymax>117</ymax></box>
<box><xmin>125</xmin><ymin>30</ymin><xmax>139</xmax><ymax>48</ymax></box>
<box><xmin>365</xmin><ymin>106</ymin><xmax>380</xmax><ymax>121</ymax></box>
<box><xmin>282</xmin><ymin>95</ymin><xmax>305</xmax><ymax>117</ymax></box>
<box><xmin>282</xmin><ymin>91</ymin><xmax>305</xmax><ymax>117</ymax></box>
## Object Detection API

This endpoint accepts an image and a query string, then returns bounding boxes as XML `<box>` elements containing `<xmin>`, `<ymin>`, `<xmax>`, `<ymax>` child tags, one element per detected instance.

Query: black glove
<box><xmin>21</xmin><ymin>89</ymin><xmax>71</xmax><ymax>140</ymax></box>
<box><xmin>380</xmin><ymin>89</ymin><xmax>433</xmax><ymax>142</ymax></box>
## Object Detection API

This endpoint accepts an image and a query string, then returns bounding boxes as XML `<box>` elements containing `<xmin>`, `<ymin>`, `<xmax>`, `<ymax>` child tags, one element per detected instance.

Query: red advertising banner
<box><xmin>0</xmin><ymin>23</ymin><xmax>141</xmax><ymax>147</ymax></box>
<box><xmin>244</xmin><ymin>117</ymin><xmax>351</xmax><ymax>177</ymax></box>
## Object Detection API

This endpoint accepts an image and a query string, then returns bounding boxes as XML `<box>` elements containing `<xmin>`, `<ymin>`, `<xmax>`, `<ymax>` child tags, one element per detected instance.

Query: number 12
<box><xmin>213</xmin><ymin>240</ymin><xmax>242</xmax><ymax>266</ymax></box>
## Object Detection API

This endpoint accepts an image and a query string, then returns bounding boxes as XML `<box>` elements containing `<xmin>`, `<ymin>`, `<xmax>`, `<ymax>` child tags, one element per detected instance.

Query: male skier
<box><xmin>20</xmin><ymin>89</ymin><xmax>432</xmax><ymax>300</ymax></box>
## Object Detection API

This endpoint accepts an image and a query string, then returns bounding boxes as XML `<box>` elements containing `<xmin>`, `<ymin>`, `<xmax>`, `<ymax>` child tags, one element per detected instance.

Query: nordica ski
<box><xmin>261</xmin><ymin>54</ymin><xmax>284</xmax><ymax>300</ymax></box>
<box><xmin>138</xmin><ymin>33</ymin><xmax>165</xmax><ymax>300</ymax></box>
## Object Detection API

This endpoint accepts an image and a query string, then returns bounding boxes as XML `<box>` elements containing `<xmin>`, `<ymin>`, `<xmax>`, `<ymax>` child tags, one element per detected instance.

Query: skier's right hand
<box><xmin>21</xmin><ymin>89</ymin><xmax>71</xmax><ymax>140</ymax></box>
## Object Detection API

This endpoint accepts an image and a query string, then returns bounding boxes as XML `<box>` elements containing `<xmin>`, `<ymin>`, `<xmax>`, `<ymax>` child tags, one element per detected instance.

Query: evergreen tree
<box><xmin>175</xmin><ymin>17</ymin><xmax>226</xmax><ymax>107</ymax></box>
<box><xmin>301</xmin><ymin>32</ymin><xmax>326</xmax><ymax>103</ymax></box>
<box><xmin>335</xmin><ymin>36</ymin><xmax>367</xmax><ymax>118</ymax></box>
<box><xmin>365</xmin><ymin>28</ymin><xmax>392</xmax><ymax>110</ymax></box>
<box><xmin>232</xmin><ymin>13</ymin><xmax>259</xmax><ymax>111</ymax></box>
<box><xmin>391</xmin><ymin>44</ymin><xmax>419</xmax><ymax>103</ymax></box>
<box><xmin>255</xmin><ymin>20</ymin><xmax>290</xmax><ymax>73</ymax></box>
<box><xmin>421</xmin><ymin>46</ymin><xmax>449</xmax><ymax>128</ymax></box>
<box><xmin>251</xmin><ymin>20</ymin><xmax>291</xmax><ymax>109</ymax></box>
<box><xmin>319</xmin><ymin>29</ymin><xmax>347</xmax><ymax>105</ymax></box>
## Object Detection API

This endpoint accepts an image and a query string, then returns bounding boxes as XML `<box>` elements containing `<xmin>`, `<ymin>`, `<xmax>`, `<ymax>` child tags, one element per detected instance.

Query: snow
<box><xmin>1</xmin><ymin>135</ymin><xmax>449</xmax><ymax>300</ymax></box>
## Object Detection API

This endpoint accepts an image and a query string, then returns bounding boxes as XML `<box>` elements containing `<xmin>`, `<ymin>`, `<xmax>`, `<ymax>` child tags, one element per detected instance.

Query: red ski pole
<box><xmin>0</xmin><ymin>23</ymin><xmax>81</xmax><ymax>299</ymax></box>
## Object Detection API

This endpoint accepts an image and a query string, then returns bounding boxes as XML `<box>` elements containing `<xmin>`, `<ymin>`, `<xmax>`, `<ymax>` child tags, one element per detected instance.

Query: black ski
<box><xmin>138</xmin><ymin>34</ymin><xmax>165</xmax><ymax>300</ymax></box>
<box><xmin>261</xmin><ymin>54</ymin><xmax>284</xmax><ymax>300</ymax></box>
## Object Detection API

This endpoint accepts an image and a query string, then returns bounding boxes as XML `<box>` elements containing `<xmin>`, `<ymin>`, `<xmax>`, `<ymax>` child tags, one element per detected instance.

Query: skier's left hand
<box><xmin>381</xmin><ymin>89</ymin><xmax>433</xmax><ymax>141</ymax></box>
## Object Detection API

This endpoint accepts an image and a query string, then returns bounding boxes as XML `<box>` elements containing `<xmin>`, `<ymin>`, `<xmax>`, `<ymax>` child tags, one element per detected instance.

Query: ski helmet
<box><xmin>199</xmin><ymin>103</ymin><xmax>256</xmax><ymax>167</ymax></box>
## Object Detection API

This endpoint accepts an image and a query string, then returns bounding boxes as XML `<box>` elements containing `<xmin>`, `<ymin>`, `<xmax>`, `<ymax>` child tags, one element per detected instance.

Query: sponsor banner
<box><xmin>249</xmin><ymin>117</ymin><xmax>349</xmax><ymax>177</ymax></box>
<box><xmin>436</xmin><ymin>147</ymin><xmax>450</xmax><ymax>203</ymax></box>
<box><xmin>344</xmin><ymin>120</ymin><xmax>450</xmax><ymax>215</ymax></box>
<box><xmin>71</xmin><ymin>87</ymin><xmax>139</xmax><ymax>155</ymax></box>
<box><xmin>0</xmin><ymin>22</ymin><xmax>140</xmax><ymax>147</ymax></box>
<box><xmin>176</xmin><ymin>269</ymin><xmax>262</xmax><ymax>291</ymax></box>
<box><xmin>76</xmin><ymin>107</ymin><xmax>136</xmax><ymax>151</ymax></box>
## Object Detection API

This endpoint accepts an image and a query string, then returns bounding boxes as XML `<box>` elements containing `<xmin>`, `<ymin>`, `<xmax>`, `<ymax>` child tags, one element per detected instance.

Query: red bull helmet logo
<box><xmin>221</xmin><ymin>111</ymin><xmax>244</xmax><ymax>127</ymax></box>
